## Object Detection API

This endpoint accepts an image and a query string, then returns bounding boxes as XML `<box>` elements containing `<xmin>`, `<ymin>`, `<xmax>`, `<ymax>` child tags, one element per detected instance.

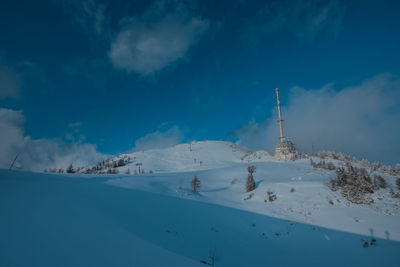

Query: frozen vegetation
<box><xmin>1</xmin><ymin>141</ymin><xmax>400</xmax><ymax>266</ymax></box>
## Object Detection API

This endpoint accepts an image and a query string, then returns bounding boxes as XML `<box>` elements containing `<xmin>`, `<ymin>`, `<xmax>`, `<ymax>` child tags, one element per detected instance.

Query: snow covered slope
<box><xmin>107</xmin><ymin>159</ymin><xmax>400</xmax><ymax>241</ymax></box>
<box><xmin>1</xmin><ymin>141</ymin><xmax>400</xmax><ymax>266</ymax></box>
<box><xmin>81</xmin><ymin>141</ymin><xmax>274</xmax><ymax>174</ymax></box>
<box><xmin>1</xmin><ymin>169</ymin><xmax>399</xmax><ymax>267</ymax></box>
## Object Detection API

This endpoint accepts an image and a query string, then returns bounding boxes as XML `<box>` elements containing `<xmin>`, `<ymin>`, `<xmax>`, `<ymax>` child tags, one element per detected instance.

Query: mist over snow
<box><xmin>234</xmin><ymin>74</ymin><xmax>400</xmax><ymax>165</ymax></box>
<box><xmin>133</xmin><ymin>125</ymin><xmax>184</xmax><ymax>151</ymax></box>
<box><xmin>0</xmin><ymin>108</ymin><xmax>107</xmax><ymax>171</ymax></box>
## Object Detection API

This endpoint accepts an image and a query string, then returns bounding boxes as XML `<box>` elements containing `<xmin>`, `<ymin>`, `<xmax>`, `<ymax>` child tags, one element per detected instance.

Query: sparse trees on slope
<box><xmin>246</xmin><ymin>165</ymin><xmax>256</xmax><ymax>192</ymax></box>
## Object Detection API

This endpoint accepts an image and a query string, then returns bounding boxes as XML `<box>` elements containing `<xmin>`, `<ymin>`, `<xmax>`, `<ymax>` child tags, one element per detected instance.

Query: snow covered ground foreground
<box><xmin>1</xmin><ymin>141</ymin><xmax>399</xmax><ymax>266</ymax></box>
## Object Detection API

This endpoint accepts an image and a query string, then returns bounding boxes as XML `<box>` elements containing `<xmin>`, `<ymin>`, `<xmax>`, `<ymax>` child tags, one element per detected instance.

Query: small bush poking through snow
<box><xmin>244</xmin><ymin>193</ymin><xmax>254</xmax><ymax>200</ymax></box>
<box><xmin>246</xmin><ymin>166</ymin><xmax>256</xmax><ymax>192</ymax></box>
<box><xmin>191</xmin><ymin>176</ymin><xmax>201</xmax><ymax>193</ymax></box>
<box><xmin>266</xmin><ymin>190</ymin><xmax>277</xmax><ymax>202</ymax></box>
<box><xmin>396</xmin><ymin>177</ymin><xmax>400</xmax><ymax>190</ymax></box>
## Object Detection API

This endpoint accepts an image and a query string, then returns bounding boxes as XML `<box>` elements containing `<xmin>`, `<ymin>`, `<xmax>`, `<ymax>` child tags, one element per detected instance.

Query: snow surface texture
<box><xmin>1</xmin><ymin>141</ymin><xmax>399</xmax><ymax>266</ymax></box>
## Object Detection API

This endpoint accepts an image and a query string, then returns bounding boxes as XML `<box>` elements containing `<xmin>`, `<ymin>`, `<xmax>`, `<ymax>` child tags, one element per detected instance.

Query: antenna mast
<box><xmin>275</xmin><ymin>88</ymin><xmax>285</xmax><ymax>143</ymax></box>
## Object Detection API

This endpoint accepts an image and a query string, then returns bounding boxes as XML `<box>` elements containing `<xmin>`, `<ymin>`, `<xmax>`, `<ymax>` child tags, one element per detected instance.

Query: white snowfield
<box><xmin>1</xmin><ymin>141</ymin><xmax>399</xmax><ymax>266</ymax></box>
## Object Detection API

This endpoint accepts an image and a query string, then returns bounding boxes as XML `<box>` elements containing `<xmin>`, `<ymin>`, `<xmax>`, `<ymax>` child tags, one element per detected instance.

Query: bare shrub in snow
<box><xmin>290</xmin><ymin>187</ymin><xmax>295</xmax><ymax>192</ymax></box>
<box><xmin>373</xmin><ymin>175</ymin><xmax>387</xmax><ymax>189</ymax></box>
<box><xmin>266</xmin><ymin>190</ymin><xmax>277</xmax><ymax>202</ymax></box>
<box><xmin>244</xmin><ymin>193</ymin><xmax>254</xmax><ymax>200</ymax></box>
<box><xmin>191</xmin><ymin>176</ymin><xmax>201</xmax><ymax>193</ymax></box>
<box><xmin>246</xmin><ymin>165</ymin><xmax>256</xmax><ymax>192</ymax></box>
<box><xmin>328</xmin><ymin>166</ymin><xmax>375</xmax><ymax>204</ymax></box>
<box><xmin>396</xmin><ymin>177</ymin><xmax>400</xmax><ymax>190</ymax></box>
<box><xmin>231</xmin><ymin>178</ymin><xmax>238</xmax><ymax>185</ymax></box>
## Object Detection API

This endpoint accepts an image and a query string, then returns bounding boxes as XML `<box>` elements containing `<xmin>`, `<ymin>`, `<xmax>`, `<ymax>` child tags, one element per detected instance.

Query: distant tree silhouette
<box><xmin>66</xmin><ymin>164</ymin><xmax>75</xmax><ymax>173</ymax></box>
<box><xmin>191</xmin><ymin>176</ymin><xmax>201</xmax><ymax>193</ymax></box>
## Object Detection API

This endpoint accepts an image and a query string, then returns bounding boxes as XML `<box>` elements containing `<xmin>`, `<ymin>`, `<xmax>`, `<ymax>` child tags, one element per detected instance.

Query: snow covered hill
<box><xmin>1</xmin><ymin>141</ymin><xmax>400</xmax><ymax>266</ymax></box>
<box><xmin>78</xmin><ymin>141</ymin><xmax>274</xmax><ymax>174</ymax></box>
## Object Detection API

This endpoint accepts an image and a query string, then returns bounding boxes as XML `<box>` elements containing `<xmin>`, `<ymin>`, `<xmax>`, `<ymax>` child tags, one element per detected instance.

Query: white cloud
<box><xmin>244</xmin><ymin>0</ymin><xmax>346</xmax><ymax>44</ymax></box>
<box><xmin>109</xmin><ymin>0</ymin><xmax>210</xmax><ymax>75</ymax></box>
<box><xmin>234</xmin><ymin>74</ymin><xmax>400</xmax><ymax>165</ymax></box>
<box><xmin>0</xmin><ymin>109</ymin><xmax>107</xmax><ymax>171</ymax></box>
<box><xmin>134</xmin><ymin>125</ymin><xmax>184</xmax><ymax>151</ymax></box>
<box><xmin>0</xmin><ymin>109</ymin><xmax>25</xmax><ymax>167</ymax></box>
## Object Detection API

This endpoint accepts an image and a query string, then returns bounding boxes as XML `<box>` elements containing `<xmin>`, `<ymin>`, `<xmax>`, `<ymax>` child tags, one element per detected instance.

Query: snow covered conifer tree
<box><xmin>246</xmin><ymin>165</ymin><xmax>256</xmax><ymax>192</ymax></box>
<box><xmin>191</xmin><ymin>176</ymin><xmax>201</xmax><ymax>193</ymax></box>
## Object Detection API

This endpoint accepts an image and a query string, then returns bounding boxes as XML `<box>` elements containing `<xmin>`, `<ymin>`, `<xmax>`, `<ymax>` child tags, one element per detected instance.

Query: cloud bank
<box><xmin>133</xmin><ymin>125</ymin><xmax>184</xmax><ymax>151</ymax></box>
<box><xmin>109</xmin><ymin>0</ymin><xmax>210</xmax><ymax>75</ymax></box>
<box><xmin>0</xmin><ymin>109</ymin><xmax>107</xmax><ymax>171</ymax></box>
<box><xmin>234</xmin><ymin>74</ymin><xmax>400</xmax><ymax>165</ymax></box>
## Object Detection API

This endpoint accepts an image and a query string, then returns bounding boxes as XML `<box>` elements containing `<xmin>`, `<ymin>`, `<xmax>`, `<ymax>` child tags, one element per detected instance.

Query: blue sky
<box><xmin>0</xmin><ymin>0</ymin><xmax>400</xmax><ymax>168</ymax></box>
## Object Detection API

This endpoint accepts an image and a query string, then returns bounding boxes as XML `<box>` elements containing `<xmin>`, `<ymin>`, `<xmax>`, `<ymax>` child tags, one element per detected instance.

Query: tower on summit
<box><xmin>274</xmin><ymin>88</ymin><xmax>297</xmax><ymax>160</ymax></box>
